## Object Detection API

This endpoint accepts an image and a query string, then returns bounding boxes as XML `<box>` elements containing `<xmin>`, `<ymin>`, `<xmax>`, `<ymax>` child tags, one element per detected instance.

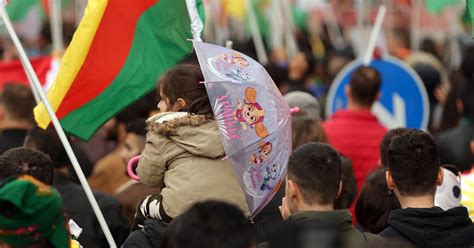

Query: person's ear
<box><xmin>345</xmin><ymin>85</ymin><xmax>351</xmax><ymax>98</ymax></box>
<box><xmin>287</xmin><ymin>179</ymin><xmax>299</xmax><ymax>200</ymax></box>
<box><xmin>386</xmin><ymin>170</ymin><xmax>396</xmax><ymax>190</ymax></box>
<box><xmin>336</xmin><ymin>180</ymin><xmax>343</xmax><ymax>199</ymax></box>
<box><xmin>436</xmin><ymin>167</ymin><xmax>444</xmax><ymax>186</ymax></box>
<box><xmin>175</xmin><ymin>98</ymin><xmax>187</xmax><ymax>111</ymax></box>
<box><xmin>0</xmin><ymin>105</ymin><xmax>5</xmax><ymax>122</ymax></box>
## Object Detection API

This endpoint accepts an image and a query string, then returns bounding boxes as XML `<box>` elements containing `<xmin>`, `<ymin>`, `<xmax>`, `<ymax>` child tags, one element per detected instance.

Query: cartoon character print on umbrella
<box><xmin>260</xmin><ymin>164</ymin><xmax>280</xmax><ymax>191</ymax></box>
<box><xmin>249</xmin><ymin>142</ymin><xmax>272</xmax><ymax>165</ymax></box>
<box><xmin>234</xmin><ymin>87</ymin><xmax>269</xmax><ymax>138</ymax></box>
<box><xmin>243</xmin><ymin>162</ymin><xmax>281</xmax><ymax>197</ymax></box>
<box><xmin>207</xmin><ymin>52</ymin><xmax>255</xmax><ymax>82</ymax></box>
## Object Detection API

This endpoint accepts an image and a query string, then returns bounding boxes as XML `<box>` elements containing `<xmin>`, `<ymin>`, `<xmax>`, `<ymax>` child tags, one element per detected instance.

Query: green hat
<box><xmin>0</xmin><ymin>175</ymin><xmax>69</xmax><ymax>248</ymax></box>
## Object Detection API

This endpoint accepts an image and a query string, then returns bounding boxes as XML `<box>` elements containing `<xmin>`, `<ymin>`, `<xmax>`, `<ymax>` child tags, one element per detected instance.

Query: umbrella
<box><xmin>193</xmin><ymin>41</ymin><xmax>293</xmax><ymax>218</ymax></box>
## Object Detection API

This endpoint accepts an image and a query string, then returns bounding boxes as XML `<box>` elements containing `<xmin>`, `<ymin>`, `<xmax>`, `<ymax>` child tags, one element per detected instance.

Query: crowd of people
<box><xmin>1</xmin><ymin>4</ymin><xmax>474</xmax><ymax>248</ymax></box>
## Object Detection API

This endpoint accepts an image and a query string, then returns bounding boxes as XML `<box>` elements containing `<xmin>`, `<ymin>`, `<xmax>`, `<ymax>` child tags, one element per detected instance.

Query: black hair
<box><xmin>162</xmin><ymin>201</ymin><xmax>254</xmax><ymax>248</ymax></box>
<box><xmin>24</xmin><ymin>126</ymin><xmax>69</xmax><ymax>170</ymax></box>
<box><xmin>349</xmin><ymin>66</ymin><xmax>381</xmax><ymax>107</ymax></box>
<box><xmin>0</xmin><ymin>83</ymin><xmax>35</xmax><ymax>122</ymax></box>
<box><xmin>380</xmin><ymin>128</ymin><xmax>411</xmax><ymax>167</ymax></box>
<box><xmin>287</xmin><ymin>142</ymin><xmax>342</xmax><ymax>205</ymax></box>
<box><xmin>334</xmin><ymin>155</ymin><xmax>357</xmax><ymax>210</ymax></box>
<box><xmin>0</xmin><ymin>147</ymin><xmax>54</xmax><ymax>185</ymax></box>
<box><xmin>387</xmin><ymin>129</ymin><xmax>440</xmax><ymax>196</ymax></box>
<box><xmin>158</xmin><ymin>64</ymin><xmax>213</xmax><ymax>116</ymax></box>
<box><xmin>125</xmin><ymin>118</ymin><xmax>147</xmax><ymax>137</ymax></box>
<box><xmin>355</xmin><ymin>168</ymin><xmax>401</xmax><ymax>233</ymax></box>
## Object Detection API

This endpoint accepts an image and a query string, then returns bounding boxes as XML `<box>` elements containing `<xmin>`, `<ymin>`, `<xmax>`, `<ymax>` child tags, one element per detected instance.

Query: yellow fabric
<box><xmin>461</xmin><ymin>169</ymin><xmax>474</xmax><ymax>221</ymax></box>
<box><xmin>70</xmin><ymin>239</ymin><xmax>81</xmax><ymax>248</ymax></box>
<box><xmin>222</xmin><ymin>0</ymin><xmax>245</xmax><ymax>19</ymax></box>
<box><xmin>34</xmin><ymin>0</ymin><xmax>109</xmax><ymax>128</ymax></box>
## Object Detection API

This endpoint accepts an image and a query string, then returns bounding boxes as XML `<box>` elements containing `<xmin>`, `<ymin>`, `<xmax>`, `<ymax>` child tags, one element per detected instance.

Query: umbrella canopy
<box><xmin>194</xmin><ymin>41</ymin><xmax>292</xmax><ymax>217</ymax></box>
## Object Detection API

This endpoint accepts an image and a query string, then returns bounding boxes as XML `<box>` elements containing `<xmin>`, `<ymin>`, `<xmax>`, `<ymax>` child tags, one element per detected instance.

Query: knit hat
<box><xmin>0</xmin><ymin>175</ymin><xmax>69</xmax><ymax>248</ymax></box>
<box><xmin>284</xmin><ymin>91</ymin><xmax>321</xmax><ymax>120</ymax></box>
<box><xmin>435</xmin><ymin>168</ymin><xmax>462</xmax><ymax>210</ymax></box>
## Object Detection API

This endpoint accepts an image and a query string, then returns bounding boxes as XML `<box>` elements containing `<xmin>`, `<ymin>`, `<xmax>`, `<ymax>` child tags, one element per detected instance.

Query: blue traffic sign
<box><xmin>326</xmin><ymin>57</ymin><xmax>430</xmax><ymax>130</ymax></box>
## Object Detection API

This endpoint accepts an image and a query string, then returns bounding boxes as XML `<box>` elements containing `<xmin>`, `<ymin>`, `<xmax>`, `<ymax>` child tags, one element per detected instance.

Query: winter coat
<box><xmin>379</xmin><ymin>207</ymin><xmax>474</xmax><ymax>248</ymax></box>
<box><xmin>137</xmin><ymin>112</ymin><xmax>249</xmax><ymax>218</ymax></box>
<box><xmin>323</xmin><ymin>110</ymin><xmax>387</xmax><ymax>191</ymax></box>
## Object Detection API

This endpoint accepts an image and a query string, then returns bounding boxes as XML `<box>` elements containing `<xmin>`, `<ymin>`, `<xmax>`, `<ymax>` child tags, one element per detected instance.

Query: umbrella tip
<box><xmin>290</xmin><ymin>107</ymin><xmax>300</xmax><ymax>115</ymax></box>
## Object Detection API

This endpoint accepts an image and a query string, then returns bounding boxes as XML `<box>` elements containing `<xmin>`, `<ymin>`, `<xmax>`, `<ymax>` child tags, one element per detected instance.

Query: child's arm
<box><xmin>136</xmin><ymin>131</ymin><xmax>182</xmax><ymax>187</ymax></box>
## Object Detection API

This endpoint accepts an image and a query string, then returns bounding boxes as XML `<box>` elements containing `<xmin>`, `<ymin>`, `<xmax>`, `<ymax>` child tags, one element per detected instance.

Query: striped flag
<box><xmin>34</xmin><ymin>0</ymin><xmax>205</xmax><ymax>140</ymax></box>
<box><xmin>467</xmin><ymin>0</ymin><xmax>474</xmax><ymax>36</ymax></box>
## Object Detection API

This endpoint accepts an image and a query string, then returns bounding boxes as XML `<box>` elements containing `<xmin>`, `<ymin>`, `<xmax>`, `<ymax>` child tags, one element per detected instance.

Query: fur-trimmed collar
<box><xmin>147</xmin><ymin>112</ymin><xmax>213</xmax><ymax>136</ymax></box>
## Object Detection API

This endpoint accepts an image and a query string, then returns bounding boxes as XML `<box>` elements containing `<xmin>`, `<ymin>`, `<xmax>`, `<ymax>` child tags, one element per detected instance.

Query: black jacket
<box><xmin>122</xmin><ymin>219</ymin><xmax>169</xmax><ymax>248</ymax></box>
<box><xmin>380</xmin><ymin>207</ymin><xmax>474</xmax><ymax>248</ymax></box>
<box><xmin>53</xmin><ymin>172</ymin><xmax>130</xmax><ymax>247</ymax></box>
<box><xmin>436</xmin><ymin>119</ymin><xmax>474</xmax><ymax>172</ymax></box>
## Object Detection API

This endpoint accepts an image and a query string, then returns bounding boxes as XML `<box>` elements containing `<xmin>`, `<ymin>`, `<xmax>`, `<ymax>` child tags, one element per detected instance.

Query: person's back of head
<box><xmin>355</xmin><ymin>168</ymin><xmax>401</xmax><ymax>233</ymax></box>
<box><xmin>162</xmin><ymin>200</ymin><xmax>254</xmax><ymax>248</ymax></box>
<box><xmin>0</xmin><ymin>84</ymin><xmax>35</xmax><ymax>124</ymax></box>
<box><xmin>0</xmin><ymin>147</ymin><xmax>53</xmax><ymax>185</ymax></box>
<box><xmin>286</xmin><ymin>142</ymin><xmax>342</xmax><ymax>210</ymax></box>
<box><xmin>347</xmin><ymin>66</ymin><xmax>381</xmax><ymax>108</ymax></box>
<box><xmin>380</xmin><ymin>128</ymin><xmax>411</xmax><ymax>167</ymax></box>
<box><xmin>158</xmin><ymin>64</ymin><xmax>212</xmax><ymax>116</ymax></box>
<box><xmin>24</xmin><ymin>126</ymin><xmax>69</xmax><ymax>170</ymax></box>
<box><xmin>386</xmin><ymin>129</ymin><xmax>442</xmax><ymax>198</ymax></box>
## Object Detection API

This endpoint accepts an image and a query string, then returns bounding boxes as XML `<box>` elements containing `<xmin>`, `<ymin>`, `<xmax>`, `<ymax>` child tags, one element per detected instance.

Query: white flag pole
<box><xmin>243</xmin><ymin>0</ymin><xmax>269</xmax><ymax>65</ymax></box>
<box><xmin>410</xmin><ymin>0</ymin><xmax>422</xmax><ymax>51</ymax></box>
<box><xmin>185</xmin><ymin>0</ymin><xmax>204</xmax><ymax>42</ymax></box>
<box><xmin>0</xmin><ymin>3</ymin><xmax>117</xmax><ymax>248</ymax></box>
<box><xmin>362</xmin><ymin>5</ymin><xmax>386</xmax><ymax>66</ymax></box>
<box><xmin>280</xmin><ymin>0</ymin><xmax>299</xmax><ymax>58</ymax></box>
<box><xmin>50</xmin><ymin>0</ymin><xmax>64</xmax><ymax>53</ymax></box>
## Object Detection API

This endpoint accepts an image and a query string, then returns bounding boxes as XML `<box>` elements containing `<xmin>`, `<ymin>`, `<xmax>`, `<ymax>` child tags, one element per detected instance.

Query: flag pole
<box><xmin>185</xmin><ymin>0</ymin><xmax>204</xmax><ymax>42</ymax></box>
<box><xmin>0</xmin><ymin>3</ymin><xmax>117</xmax><ymax>248</ymax></box>
<box><xmin>363</xmin><ymin>5</ymin><xmax>386</xmax><ymax>65</ymax></box>
<box><xmin>244</xmin><ymin>0</ymin><xmax>269</xmax><ymax>65</ymax></box>
<box><xmin>50</xmin><ymin>0</ymin><xmax>64</xmax><ymax>54</ymax></box>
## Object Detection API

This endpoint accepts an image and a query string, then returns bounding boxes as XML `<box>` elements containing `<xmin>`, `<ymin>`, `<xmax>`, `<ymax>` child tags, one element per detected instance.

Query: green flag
<box><xmin>467</xmin><ymin>0</ymin><xmax>474</xmax><ymax>36</ymax></box>
<box><xmin>426</xmin><ymin>0</ymin><xmax>459</xmax><ymax>15</ymax></box>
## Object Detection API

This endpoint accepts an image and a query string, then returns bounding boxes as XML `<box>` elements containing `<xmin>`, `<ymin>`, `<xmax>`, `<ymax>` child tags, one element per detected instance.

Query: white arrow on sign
<box><xmin>372</xmin><ymin>93</ymin><xmax>406</xmax><ymax>129</ymax></box>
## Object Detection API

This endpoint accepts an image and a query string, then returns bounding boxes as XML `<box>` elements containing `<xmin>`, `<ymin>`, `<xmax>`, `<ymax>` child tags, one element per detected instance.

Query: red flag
<box><xmin>0</xmin><ymin>56</ymin><xmax>53</xmax><ymax>91</ymax></box>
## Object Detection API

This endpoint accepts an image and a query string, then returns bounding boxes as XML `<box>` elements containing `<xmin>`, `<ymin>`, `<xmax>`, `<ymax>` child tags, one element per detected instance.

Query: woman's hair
<box><xmin>158</xmin><ymin>64</ymin><xmax>213</xmax><ymax>116</ymax></box>
<box><xmin>355</xmin><ymin>168</ymin><xmax>401</xmax><ymax>234</ymax></box>
<box><xmin>291</xmin><ymin>112</ymin><xmax>327</xmax><ymax>150</ymax></box>
<box><xmin>334</xmin><ymin>155</ymin><xmax>357</xmax><ymax>210</ymax></box>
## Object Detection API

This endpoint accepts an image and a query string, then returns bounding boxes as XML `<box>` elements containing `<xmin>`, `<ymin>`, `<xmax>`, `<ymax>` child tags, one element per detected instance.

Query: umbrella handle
<box><xmin>127</xmin><ymin>155</ymin><xmax>141</xmax><ymax>181</ymax></box>
<box><xmin>290</xmin><ymin>107</ymin><xmax>300</xmax><ymax>115</ymax></box>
